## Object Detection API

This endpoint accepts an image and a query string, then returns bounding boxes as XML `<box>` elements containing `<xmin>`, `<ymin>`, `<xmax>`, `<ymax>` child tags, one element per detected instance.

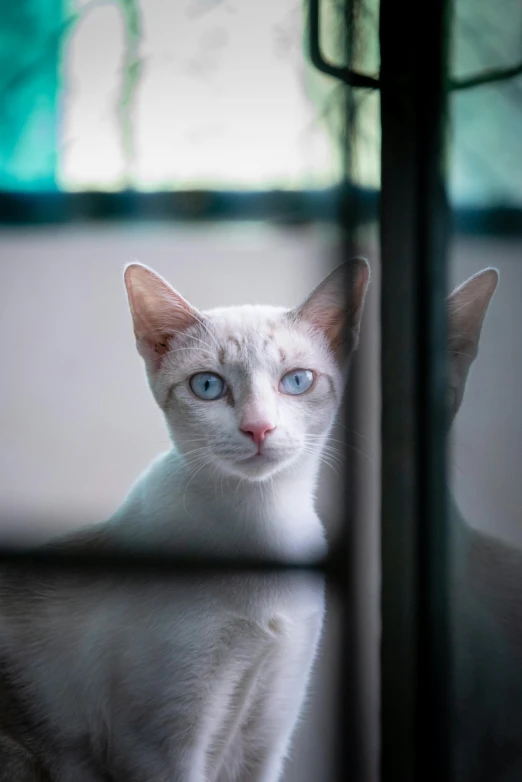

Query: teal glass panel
<box><xmin>0</xmin><ymin>0</ymin><xmax>63</xmax><ymax>190</ymax></box>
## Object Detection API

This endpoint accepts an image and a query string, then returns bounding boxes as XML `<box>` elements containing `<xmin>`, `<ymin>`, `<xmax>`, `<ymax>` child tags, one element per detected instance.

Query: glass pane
<box><xmin>449</xmin><ymin>0</ymin><xmax>522</xmax><ymax>776</ymax></box>
<box><xmin>59</xmin><ymin>0</ymin><xmax>347</xmax><ymax>190</ymax></box>
<box><xmin>0</xmin><ymin>0</ymin><xmax>384</xmax><ymax>193</ymax></box>
<box><xmin>0</xmin><ymin>1</ymin><xmax>382</xmax><ymax>779</ymax></box>
<box><xmin>450</xmin><ymin>0</ymin><xmax>522</xmax><ymax>205</ymax></box>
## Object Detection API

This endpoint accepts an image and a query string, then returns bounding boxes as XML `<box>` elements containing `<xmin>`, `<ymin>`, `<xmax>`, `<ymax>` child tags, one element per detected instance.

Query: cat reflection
<box><xmin>443</xmin><ymin>268</ymin><xmax>522</xmax><ymax>781</ymax></box>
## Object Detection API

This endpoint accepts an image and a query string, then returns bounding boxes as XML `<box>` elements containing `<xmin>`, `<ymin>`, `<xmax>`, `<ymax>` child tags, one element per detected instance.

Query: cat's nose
<box><xmin>240</xmin><ymin>422</ymin><xmax>276</xmax><ymax>448</ymax></box>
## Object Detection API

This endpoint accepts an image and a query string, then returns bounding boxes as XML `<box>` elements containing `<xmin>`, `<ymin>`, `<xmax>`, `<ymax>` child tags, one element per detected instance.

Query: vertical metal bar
<box><xmin>379</xmin><ymin>0</ymin><xmax>451</xmax><ymax>780</ymax></box>
<box><xmin>333</xmin><ymin>228</ymin><xmax>365</xmax><ymax>782</ymax></box>
<box><xmin>332</xmin><ymin>2</ymin><xmax>373</xmax><ymax>779</ymax></box>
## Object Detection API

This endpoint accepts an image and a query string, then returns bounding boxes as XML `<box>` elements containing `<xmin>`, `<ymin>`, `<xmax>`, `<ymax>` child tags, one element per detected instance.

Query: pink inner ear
<box><xmin>125</xmin><ymin>264</ymin><xmax>200</xmax><ymax>364</ymax></box>
<box><xmin>313</xmin><ymin>307</ymin><xmax>344</xmax><ymax>342</ymax></box>
<box><xmin>296</xmin><ymin>259</ymin><xmax>370</xmax><ymax>357</ymax></box>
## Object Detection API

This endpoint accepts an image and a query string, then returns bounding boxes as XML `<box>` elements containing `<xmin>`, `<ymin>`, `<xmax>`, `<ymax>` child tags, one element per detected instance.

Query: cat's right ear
<box><xmin>124</xmin><ymin>263</ymin><xmax>201</xmax><ymax>366</ymax></box>
<box><xmin>292</xmin><ymin>258</ymin><xmax>370</xmax><ymax>366</ymax></box>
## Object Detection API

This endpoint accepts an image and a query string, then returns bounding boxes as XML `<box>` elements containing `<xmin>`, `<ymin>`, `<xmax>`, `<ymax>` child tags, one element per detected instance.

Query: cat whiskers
<box><xmin>314</xmin><ymin>451</ymin><xmax>342</xmax><ymax>477</ymax></box>
<box><xmin>164</xmin><ymin>345</ymin><xmax>216</xmax><ymax>362</ymax></box>
<box><xmin>205</xmin><ymin>460</ymin><xmax>222</xmax><ymax>496</ymax></box>
<box><xmin>179</xmin><ymin>443</ymin><xmax>242</xmax><ymax>507</ymax></box>
<box><xmin>347</xmin><ymin>442</ymin><xmax>374</xmax><ymax>465</ymax></box>
<box><xmin>260</xmin><ymin>474</ymin><xmax>277</xmax><ymax>502</ymax></box>
<box><xmin>302</xmin><ymin>437</ymin><xmax>343</xmax><ymax>476</ymax></box>
<box><xmin>188</xmin><ymin>313</ymin><xmax>222</xmax><ymax>354</ymax></box>
<box><xmin>270</xmin><ymin>475</ymin><xmax>277</xmax><ymax>499</ymax></box>
<box><xmin>232</xmin><ymin>475</ymin><xmax>247</xmax><ymax>510</ymax></box>
<box><xmin>178</xmin><ymin>437</ymin><xmax>210</xmax><ymax>448</ymax></box>
<box><xmin>332</xmin><ymin>421</ymin><xmax>372</xmax><ymax>445</ymax></box>
<box><xmin>217</xmin><ymin>467</ymin><xmax>230</xmax><ymax>505</ymax></box>
<box><xmin>304</xmin><ymin>433</ymin><xmax>373</xmax><ymax>466</ymax></box>
<box><xmin>181</xmin><ymin>451</ymin><xmax>215</xmax><ymax>518</ymax></box>
<box><xmin>179</xmin><ymin>445</ymin><xmax>212</xmax><ymax>463</ymax></box>
<box><xmin>165</xmin><ymin>329</ymin><xmax>219</xmax><ymax>356</ymax></box>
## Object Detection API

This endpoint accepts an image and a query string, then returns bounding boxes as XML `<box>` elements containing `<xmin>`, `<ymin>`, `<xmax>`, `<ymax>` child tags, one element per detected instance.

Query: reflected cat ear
<box><xmin>292</xmin><ymin>258</ymin><xmax>371</xmax><ymax>363</ymax></box>
<box><xmin>124</xmin><ymin>263</ymin><xmax>201</xmax><ymax>364</ymax></box>
<box><xmin>447</xmin><ymin>267</ymin><xmax>498</xmax><ymax>418</ymax></box>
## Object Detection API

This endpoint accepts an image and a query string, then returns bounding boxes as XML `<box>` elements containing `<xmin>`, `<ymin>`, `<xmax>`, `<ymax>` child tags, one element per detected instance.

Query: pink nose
<box><xmin>240</xmin><ymin>422</ymin><xmax>275</xmax><ymax>447</ymax></box>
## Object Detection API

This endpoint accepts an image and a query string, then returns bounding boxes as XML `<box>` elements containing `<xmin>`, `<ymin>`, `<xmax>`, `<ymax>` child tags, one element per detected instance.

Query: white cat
<box><xmin>101</xmin><ymin>259</ymin><xmax>369</xmax><ymax>563</ymax></box>
<box><xmin>0</xmin><ymin>259</ymin><xmax>370</xmax><ymax>782</ymax></box>
<box><xmin>3</xmin><ymin>260</ymin><xmax>513</xmax><ymax>782</ymax></box>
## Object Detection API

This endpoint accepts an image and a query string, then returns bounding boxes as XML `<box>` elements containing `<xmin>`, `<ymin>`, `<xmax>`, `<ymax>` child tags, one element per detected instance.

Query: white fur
<box><xmin>0</xmin><ymin>261</ymin><xmax>370</xmax><ymax>782</ymax></box>
<box><xmin>108</xmin><ymin>301</ymin><xmax>345</xmax><ymax>563</ymax></box>
<box><xmin>0</xmin><ymin>570</ymin><xmax>325</xmax><ymax>782</ymax></box>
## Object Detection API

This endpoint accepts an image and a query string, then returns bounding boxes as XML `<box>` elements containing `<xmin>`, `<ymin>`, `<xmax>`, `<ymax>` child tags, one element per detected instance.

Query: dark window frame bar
<box><xmin>0</xmin><ymin>547</ymin><xmax>334</xmax><ymax>577</ymax></box>
<box><xmin>379</xmin><ymin>0</ymin><xmax>451</xmax><ymax>779</ymax></box>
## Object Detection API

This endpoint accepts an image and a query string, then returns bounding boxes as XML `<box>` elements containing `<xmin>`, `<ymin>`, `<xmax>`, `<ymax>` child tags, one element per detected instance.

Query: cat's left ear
<box><xmin>292</xmin><ymin>258</ymin><xmax>370</xmax><ymax>364</ymax></box>
<box><xmin>124</xmin><ymin>263</ymin><xmax>202</xmax><ymax>367</ymax></box>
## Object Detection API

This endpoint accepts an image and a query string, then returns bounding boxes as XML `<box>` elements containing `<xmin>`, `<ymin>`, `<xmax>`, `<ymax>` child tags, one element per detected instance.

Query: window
<box><xmin>0</xmin><ymin>1</ymin><xmax>521</xmax><ymax>780</ymax></box>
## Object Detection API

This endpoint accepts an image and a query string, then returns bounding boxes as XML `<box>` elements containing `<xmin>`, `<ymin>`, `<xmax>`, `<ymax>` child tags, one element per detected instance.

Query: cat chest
<box><xmin>202</xmin><ymin>609</ymin><xmax>322</xmax><ymax>780</ymax></box>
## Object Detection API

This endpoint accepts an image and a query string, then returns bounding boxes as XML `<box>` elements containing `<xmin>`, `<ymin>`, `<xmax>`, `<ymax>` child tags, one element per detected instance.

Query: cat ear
<box><xmin>292</xmin><ymin>258</ymin><xmax>370</xmax><ymax>362</ymax></box>
<box><xmin>448</xmin><ymin>267</ymin><xmax>498</xmax><ymax>418</ymax></box>
<box><xmin>124</xmin><ymin>263</ymin><xmax>201</xmax><ymax>365</ymax></box>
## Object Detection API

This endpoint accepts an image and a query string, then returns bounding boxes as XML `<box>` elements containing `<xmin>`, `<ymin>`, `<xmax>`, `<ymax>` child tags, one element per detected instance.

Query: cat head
<box><xmin>124</xmin><ymin>260</ymin><xmax>370</xmax><ymax>481</ymax></box>
<box><xmin>448</xmin><ymin>267</ymin><xmax>498</xmax><ymax>421</ymax></box>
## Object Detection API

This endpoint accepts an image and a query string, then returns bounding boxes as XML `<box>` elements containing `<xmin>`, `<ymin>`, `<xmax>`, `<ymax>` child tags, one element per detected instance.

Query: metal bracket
<box><xmin>308</xmin><ymin>0</ymin><xmax>380</xmax><ymax>88</ymax></box>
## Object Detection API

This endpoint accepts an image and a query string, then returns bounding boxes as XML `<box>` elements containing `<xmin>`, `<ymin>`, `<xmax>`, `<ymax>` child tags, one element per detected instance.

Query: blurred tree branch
<box><xmin>116</xmin><ymin>0</ymin><xmax>143</xmax><ymax>182</ymax></box>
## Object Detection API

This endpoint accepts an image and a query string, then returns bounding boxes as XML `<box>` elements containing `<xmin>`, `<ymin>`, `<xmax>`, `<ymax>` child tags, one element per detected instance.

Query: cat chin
<box><xmin>217</xmin><ymin>453</ymin><xmax>295</xmax><ymax>482</ymax></box>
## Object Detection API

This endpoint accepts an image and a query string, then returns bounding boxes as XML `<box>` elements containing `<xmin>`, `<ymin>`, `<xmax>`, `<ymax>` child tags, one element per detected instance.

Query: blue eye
<box><xmin>190</xmin><ymin>373</ymin><xmax>226</xmax><ymax>400</ymax></box>
<box><xmin>279</xmin><ymin>369</ymin><xmax>314</xmax><ymax>396</ymax></box>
